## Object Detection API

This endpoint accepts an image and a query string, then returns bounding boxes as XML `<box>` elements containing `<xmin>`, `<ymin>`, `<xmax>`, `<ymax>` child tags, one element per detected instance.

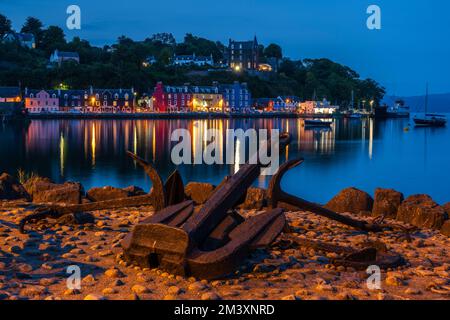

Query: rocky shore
<box><xmin>0</xmin><ymin>173</ymin><xmax>449</xmax><ymax>300</ymax></box>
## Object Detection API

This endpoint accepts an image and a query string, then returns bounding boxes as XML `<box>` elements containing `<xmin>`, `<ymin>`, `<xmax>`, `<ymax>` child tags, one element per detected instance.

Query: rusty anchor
<box><xmin>121</xmin><ymin>133</ymin><xmax>292</xmax><ymax>279</ymax></box>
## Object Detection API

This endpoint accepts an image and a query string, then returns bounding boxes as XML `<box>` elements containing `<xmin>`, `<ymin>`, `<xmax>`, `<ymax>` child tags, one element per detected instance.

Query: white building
<box><xmin>172</xmin><ymin>53</ymin><xmax>214</xmax><ymax>66</ymax></box>
<box><xmin>49</xmin><ymin>49</ymin><xmax>80</xmax><ymax>66</ymax></box>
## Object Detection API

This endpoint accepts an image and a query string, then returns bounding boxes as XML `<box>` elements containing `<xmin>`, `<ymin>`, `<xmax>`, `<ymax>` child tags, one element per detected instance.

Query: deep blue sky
<box><xmin>2</xmin><ymin>0</ymin><xmax>450</xmax><ymax>96</ymax></box>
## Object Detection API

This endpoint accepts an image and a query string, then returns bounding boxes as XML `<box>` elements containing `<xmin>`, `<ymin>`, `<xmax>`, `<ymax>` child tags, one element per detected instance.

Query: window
<box><xmin>30</xmin><ymin>94</ymin><xmax>34</xmax><ymax>98</ymax></box>
<box><xmin>125</xmin><ymin>94</ymin><xmax>129</xmax><ymax>100</ymax></box>
<box><xmin>114</xmin><ymin>94</ymin><xmax>119</xmax><ymax>99</ymax></box>
<box><xmin>52</xmin><ymin>94</ymin><xmax>57</xmax><ymax>98</ymax></box>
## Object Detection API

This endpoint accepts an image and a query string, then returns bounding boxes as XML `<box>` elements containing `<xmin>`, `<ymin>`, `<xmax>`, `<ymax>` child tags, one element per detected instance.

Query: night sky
<box><xmin>2</xmin><ymin>0</ymin><xmax>450</xmax><ymax>96</ymax></box>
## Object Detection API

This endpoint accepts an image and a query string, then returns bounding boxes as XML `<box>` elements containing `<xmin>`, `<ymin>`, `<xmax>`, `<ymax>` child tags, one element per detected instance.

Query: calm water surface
<box><xmin>1</xmin><ymin>117</ymin><xmax>449</xmax><ymax>204</ymax></box>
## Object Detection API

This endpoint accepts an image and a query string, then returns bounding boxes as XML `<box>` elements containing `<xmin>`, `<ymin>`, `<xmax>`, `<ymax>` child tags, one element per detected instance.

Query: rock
<box><xmin>105</xmin><ymin>268</ymin><xmax>125</xmax><ymax>278</ymax></box>
<box><xmin>281</xmin><ymin>294</ymin><xmax>299</xmax><ymax>300</ymax></box>
<box><xmin>396</xmin><ymin>195</ymin><xmax>447</xmax><ymax>230</ymax></box>
<box><xmin>28</xmin><ymin>179</ymin><xmax>83</xmax><ymax>205</ymax></box>
<box><xmin>185</xmin><ymin>182</ymin><xmax>215</xmax><ymax>204</ymax></box>
<box><xmin>325</xmin><ymin>187</ymin><xmax>374</xmax><ymax>215</ymax></box>
<box><xmin>188</xmin><ymin>281</ymin><xmax>207</xmax><ymax>291</ymax></box>
<box><xmin>84</xmin><ymin>294</ymin><xmax>106</xmax><ymax>300</ymax></box>
<box><xmin>87</xmin><ymin>186</ymin><xmax>131</xmax><ymax>202</ymax></box>
<box><xmin>0</xmin><ymin>173</ymin><xmax>30</xmax><ymax>200</ymax></box>
<box><xmin>440</xmin><ymin>220</ymin><xmax>450</xmax><ymax>237</ymax></box>
<box><xmin>239</xmin><ymin>187</ymin><xmax>267</xmax><ymax>210</ymax></box>
<box><xmin>167</xmin><ymin>286</ymin><xmax>181</xmax><ymax>295</ymax></box>
<box><xmin>131</xmin><ymin>285</ymin><xmax>150</xmax><ymax>294</ymax></box>
<box><xmin>372</xmin><ymin>188</ymin><xmax>404</xmax><ymax>218</ymax></box>
<box><xmin>102</xmin><ymin>288</ymin><xmax>118</xmax><ymax>295</ymax></box>
<box><xmin>57</xmin><ymin>212</ymin><xmax>94</xmax><ymax>225</ymax></box>
<box><xmin>385</xmin><ymin>275</ymin><xmax>405</xmax><ymax>286</ymax></box>
<box><xmin>200</xmin><ymin>292</ymin><xmax>221</xmax><ymax>300</ymax></box>
<box><xmin>442</xmin><ymin>202</ymin><xmax>450</xmax><ymax>215</ymax></box>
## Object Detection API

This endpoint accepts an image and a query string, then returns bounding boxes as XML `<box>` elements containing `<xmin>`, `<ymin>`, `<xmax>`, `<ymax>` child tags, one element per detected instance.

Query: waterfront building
<box><xmin>0</xmin><ymin>87</ymin><xmax>21</xmax><ymax>103</ymax></box>
<box><xmin>298</xmin><ymin>101</ymin><xmax>316</xmax><ymax>114</ymax></box>
<box><xmin>24</xmin><ymin>89</ymin><xmax>60</xmax><ymax>113</ymax></box>
<box><xmin>218</xmin><ymin>82</ymin><xmax>251</xmax><ymax>112</ymax></box>
<box><xmin>172</xmin><ymin>53</ymin><xmax>214</xmax><ymax>67</ymax></box>
<box><xmin>2</xmin><ymin>32</ymin><xmax>35</xmax><ymax>48</ymax></box>
<box><xmin>252</xmin><ymin>96</ymin><xmax>299</xmax><ymax>111</ymax></box>
<box><xmin>253</xmin><ymin>98</ymin><xmax>276</xmax><ymax>111</ymax></box>
<box><xmin>49</xmin><ymin>49</ymin><xmax>80</xmax><ymax>66</ymax></box>
<box><xmin>59</xmin><ymin>90</ymin><xmax>86</xmax><ymax>112</ymax></box>
<box><xmin>227</xmin><ymin>37</ymin><xmax>259</xmax><ymax>71</ymax></box>
<box><xmin>191</xmin><ymin>85</ymin><xmax>223</xmax><ymax>112</ymax></box>
<box><xmin>152</xmin><ymin>82</ymin><xmax>191</xmax><ymax>112</ymax></box>
<box><xmin>152</xmin><ymin>82</ymin><xmax>225</xmax><ymax>112</ymax></box>
<box><xmin>86</xmin><ymin>87</ymin><xmax>135</xmax><ymax>113</ymax></box>
<box><xmin>314</xmin><ymin>99</ymin><xmax>339</xmax><ymax>114</ymax></box>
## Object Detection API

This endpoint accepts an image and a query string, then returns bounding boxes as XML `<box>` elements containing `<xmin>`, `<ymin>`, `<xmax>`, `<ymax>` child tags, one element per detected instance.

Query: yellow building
<box><xmin>191</xmin><ymin>87</ymin><xmax>224</xmax><ymax>112</ymax></box>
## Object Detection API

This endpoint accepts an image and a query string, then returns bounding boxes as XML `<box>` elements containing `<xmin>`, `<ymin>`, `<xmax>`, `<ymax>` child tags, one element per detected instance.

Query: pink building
<box><xmin>25</xmin><ymin>90</ymin><xmax>60</xmax><ymax>113</ymax></box>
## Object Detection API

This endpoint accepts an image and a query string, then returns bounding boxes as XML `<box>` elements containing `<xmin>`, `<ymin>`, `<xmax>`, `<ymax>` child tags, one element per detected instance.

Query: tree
<box><xmin>264</xmin><ymin>43</ymin><xmax>282</xmax><ymax>60</ymax></box>
<box><xmin>21</xmin><ymin>17</ymin><xmax>44</xmax><ymax>45</ymax></box>
<box><xmin>0</xmin><ymin>14</ymin><xmax>12</xmax><ymax>38</ymax></box>
<box><xmin>41</xmin><ymin>26</ymin><xmax>66</xmax><ymax>54</ymax></box>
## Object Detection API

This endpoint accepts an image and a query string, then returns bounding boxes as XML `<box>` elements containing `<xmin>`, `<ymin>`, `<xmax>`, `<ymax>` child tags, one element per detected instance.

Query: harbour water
<box><xmin>1</xmin><ymin>116</ymin><xmax>449</xmax><ymax>204</ymax></box>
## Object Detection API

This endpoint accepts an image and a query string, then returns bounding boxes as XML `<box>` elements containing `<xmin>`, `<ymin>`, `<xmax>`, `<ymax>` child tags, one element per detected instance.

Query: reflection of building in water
<box><xmin>191</xmin><ymin>119</ymin><xmax>225</xmax><ymax>164</ymax></box>
<box><xmin>297</xmin><ymin>120</ymin><xmax>335</xmax><ymax>154</ymax></box>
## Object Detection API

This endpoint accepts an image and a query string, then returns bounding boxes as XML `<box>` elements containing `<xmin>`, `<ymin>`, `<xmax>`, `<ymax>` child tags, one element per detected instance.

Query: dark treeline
<box><xmin>0</xmin><ymin>14</ymin><xmax>385</xmax><ymax>105</ymax></box>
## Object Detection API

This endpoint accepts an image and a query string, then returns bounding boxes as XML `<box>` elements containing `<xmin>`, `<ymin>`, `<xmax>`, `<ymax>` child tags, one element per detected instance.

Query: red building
<box><xmin>152</xmin><ymin>82</ymin><xmax>192</xmax><ymax>112</ymax></box>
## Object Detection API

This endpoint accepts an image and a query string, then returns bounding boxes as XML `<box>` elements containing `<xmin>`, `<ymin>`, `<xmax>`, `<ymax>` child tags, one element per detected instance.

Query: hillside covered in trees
<box><xmin>0</xmin><ymin>14</ymin><xmax>385</xmax><ymax>106</ymax></box>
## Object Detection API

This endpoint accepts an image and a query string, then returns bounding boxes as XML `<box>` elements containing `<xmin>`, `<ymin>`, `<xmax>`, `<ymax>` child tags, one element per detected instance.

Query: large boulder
<box><xmin>442</xmin><ymin>202</ymin><xmax>450</xmax><ymax>215</ymax></box>
<box><xmin>185</xmin><ymin>182</ymin><xmax>215</xmax><ymax>205</ymax></box>
<box><xmin>239</xmin><ymin>187</ymin><xmax>267</xmax><ymax>210</ymax></box>
<box><xmin>87</xmin><ymin>186</ymin><xmax>130</xmax><ymax>202</ymax></box>
<box><xmin>325</xmin><ymin>187</ymin><xmax>374</xmax><ymax>215</ymax></box>
<box><xmin>372</xmin><ymin>188</ymin><xmax>404</xmax><ymax>218</ymax></box>
<box><xmin>440</xmin><ymin>220</ymin><xmax>450</xmax><ymax>237</ymax></box>
<box><xmin>24</xmin><ymin>177</ymin><xmax>83</xmax><ymax>205</ymax></box>
<box><xmin>396</xmin><ymin>195</ymin><xmax>447</xmax><ymax>230</ymax></box>
<box><xmin>23</xmin><ymin>176</ymin><xmax>55</xmax><ymax>198</ymax></box>
<box><xmin>0</xmin><ymin>173</ymin><xmax>30</xmax><ymax>201</ymax></box>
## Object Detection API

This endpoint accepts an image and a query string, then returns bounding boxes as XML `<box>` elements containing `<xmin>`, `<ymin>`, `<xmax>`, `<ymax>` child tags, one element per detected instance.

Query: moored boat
<box><xmin>413</xmin><ymin>84</ymin><xmax>447</xmax><ymax>127</ymax></box>
<box><xmin>304</xmin><ymin>119</ymin><xmax>333</xmax><ymax>127</ymax></box>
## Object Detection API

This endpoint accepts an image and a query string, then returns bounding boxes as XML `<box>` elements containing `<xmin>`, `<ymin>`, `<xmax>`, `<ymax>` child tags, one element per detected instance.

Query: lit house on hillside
<box><xmin>227</xmin><ymin>37</ymin><xmax>259</xmax><ymax>71</ymax></box>
<box><xmin>2</xmin><ymin>32</ymin><xmax>36</xmax><ymax>48</ymax></box>
<box><xmin>172</xmin><ymin>53</ymin><xmax>214</xmax><ymax>67</ymax></box>
<box><xmin>49</xmin><ymin>49</ymin><xmax>80</xmax><ymax>66</ymax></box>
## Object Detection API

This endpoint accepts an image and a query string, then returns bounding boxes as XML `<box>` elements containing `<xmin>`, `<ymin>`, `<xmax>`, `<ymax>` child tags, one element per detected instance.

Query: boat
<box><xmin>345</xmin><ymin>110</ymin><xmax>363</xmax><ymax>119</ymax></box>
<box><xmin>413</xmin><ymin>84</ymin><xmax>447</xmax><ymax>127</ymax></box>
<box><xmin>414</xmin><ymin>114</ymin><xmax>447</xmax><ymax>127</ymax></box>
<box><xmin>375</xmin><ymin>100</ymin><xmax>411</xmax><ymax>118</ymax></box>
<box><xmin>389</xmin><ymin>99</ymin><xmax>410</xmax><ymax>118</ymax></box>
<box><xmin>304</xmin><ymin>119</ymin><xmax>333</xmax><ymax>127</ymax></box>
